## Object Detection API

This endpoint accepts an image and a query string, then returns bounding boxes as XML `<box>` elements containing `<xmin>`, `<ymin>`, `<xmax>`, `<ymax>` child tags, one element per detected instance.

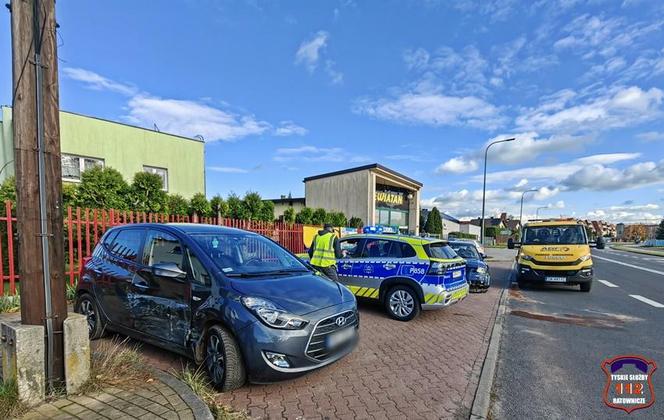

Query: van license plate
<box><xmin>326</xmin><ymin>327</ymin><xmax>355</xmax><ymax>349</ymax></box>
<box><xmin>546</xmin><ymin>277</ymin><xmax>567</xmax><ymax>282</ymax></box>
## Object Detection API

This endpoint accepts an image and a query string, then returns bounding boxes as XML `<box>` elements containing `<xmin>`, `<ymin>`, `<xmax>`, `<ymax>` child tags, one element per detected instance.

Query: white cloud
<box><xmin>325</xmin><ymin>60</ymin><xmax>344</xmax><ymax>85</ymax></box>
<box><xmin>62</xmin><ymin>67</ymin><xmax>137</xmax><ymax>96</ymax></box>
<box><xmin>275</xmin><ymin>121</ymin><xmax>308</xmax><ymax>136</ymax></box>
<box><xmin>562</xmin><ymin>159</ymin><xmax>664</xmax><ymax>191</ymax></box>
<box><xmin>295</xmin><ymin>31</ymin><xmax>329</xmax><ymax>72</ymax></box>
<box><xmin>354</xmin><ymin>92</ymin><xmax>504</xmax><ymax>130</ymax></box>
<box><xmin>515</xmin><ymin>179</ymin><xmax>528</xmax><ymax>188</ymax></box>
<box><xmin>207</xmin><ymin>166</ymin><xmax>249</xmax><ymax>174</ymax></box>
<box><xmin>516</xmin><ymin>86</ymin><xmax>664</xmax><ymax>133</ymax></box>
<box><xmin>478</xmin><ymin>153</ymin><xmax>642</xmax><ymax>183</ymax></box>
<box><xmin>274</xmin><ymin>146</ymin><xmax>369</xmax><ymax>163</ymax></box>
<box><xmin>125</xmin><ymin>95</ymin><xmax>271</xmax><ymax>142</ymax></box>
<box><xmin>587</xmin><ymin>202</ymin><xmax>662</xmax><ymax>223</ymax></box>
<box><xmin>436</xmin><ymin>157</ymin><xmax>479</xmax><ymax>174</ymax></box>
<box><xmin>65</xmin><ymin>67</ymin><xmax>306</xmax><ymax>142</ymax></box>
<box><xmin>637</xmin><ymin>131</ymin><xmax>664</xmax><ymax>142</ymax></box>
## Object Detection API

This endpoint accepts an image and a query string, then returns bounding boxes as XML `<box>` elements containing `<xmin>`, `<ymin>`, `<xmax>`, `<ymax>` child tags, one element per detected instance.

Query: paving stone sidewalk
<box><xmin>19</xmin><ymin>371</ymin><xmax>212</xmax><ymax>420</ymax></box>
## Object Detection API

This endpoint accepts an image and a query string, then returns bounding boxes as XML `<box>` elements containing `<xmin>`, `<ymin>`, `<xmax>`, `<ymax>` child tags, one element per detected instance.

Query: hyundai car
<box><xmin>75</xmin><ymin>223</ymin><xmax>359</xmax><ymax>390</ymax></box>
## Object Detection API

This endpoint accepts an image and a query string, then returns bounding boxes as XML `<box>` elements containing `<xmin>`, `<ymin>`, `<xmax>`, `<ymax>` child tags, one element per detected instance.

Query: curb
<box><xmin>469</xmin><ymin>264</ymin><xmax>513</xmax><ymax>420</ymax></box>
<box><xmin>609</xmin><ymin>245</ymin><xmax>664</xmax><ymax>257</ymax></box>
<box><xmin>153</xmin><ymin>369</ymin><xmax>214</xmax><ymax>420</ymax></box>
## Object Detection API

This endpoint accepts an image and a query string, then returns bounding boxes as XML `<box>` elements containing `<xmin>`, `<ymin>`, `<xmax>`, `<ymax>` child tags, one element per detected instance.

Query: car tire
<box><xmin>384</xmin><ymin>285</ymin><xmax>420</xmax><ymax>322</ymax></box>
<box><xmin>74</xmin><ymin>293</ymin><xmax>106</xmax><ymax>340</ymax></box>
<box><xmin>204</xmin><ymin>325</ymin><xmax>246</xmax><ymax>391</ymax></box>
<box><xmin>580</xmin><ymin>282</ymin><xmax>592</xmax><ymax>292</ymax></box>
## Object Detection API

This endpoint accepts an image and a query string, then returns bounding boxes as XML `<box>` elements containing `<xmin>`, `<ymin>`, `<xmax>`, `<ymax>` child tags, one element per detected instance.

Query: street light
<box><xmin>536</xmin><ymin>206</ymin><xmax>549</xmax><ymax>218</ymax></box>
<box><xmin>480</xmin><ymin>137</ymin><xmax>516</xmax><ymax>244</ymax></box>
<box><xmin>519</xmin><ymin>188</ymin><xmax>539</xmax><ymax>226</ymax></box>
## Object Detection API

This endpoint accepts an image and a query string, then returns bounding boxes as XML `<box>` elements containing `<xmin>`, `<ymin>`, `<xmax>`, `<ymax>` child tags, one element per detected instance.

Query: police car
<box><xmin>308</xmin><ymin>229</ymin><xmax>469</xmax><ymax>321</ymax></box>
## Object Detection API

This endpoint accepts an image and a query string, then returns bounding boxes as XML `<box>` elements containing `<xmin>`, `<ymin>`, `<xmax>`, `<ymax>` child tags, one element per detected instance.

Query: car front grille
<box><xmin>532</xmin><ymin>258</ymin><xmax>581</xmax><ymax>266</ymax></box>
<box><xmin>305</xmin><ymin>310</ymin><xmax>358</xmax><ymax>361</ymax></box>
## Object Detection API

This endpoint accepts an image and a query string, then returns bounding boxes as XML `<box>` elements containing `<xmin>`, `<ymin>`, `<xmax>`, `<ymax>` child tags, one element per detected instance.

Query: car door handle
<box><xmin>192</xmin><ymin>296</ymin><xmax>202</xmax><ymax>302</ymax></box>
<box><xmin>383</xmin><ymin>263</ymin><xmax>396</xmax><ymax>270</ymax></box>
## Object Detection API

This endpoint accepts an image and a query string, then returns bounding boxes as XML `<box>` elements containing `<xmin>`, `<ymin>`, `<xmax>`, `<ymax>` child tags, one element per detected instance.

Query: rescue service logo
<box><xmin>601</xmin><ymin>355</ymin><xmax>657</xmax><ymax>414</ymax></box>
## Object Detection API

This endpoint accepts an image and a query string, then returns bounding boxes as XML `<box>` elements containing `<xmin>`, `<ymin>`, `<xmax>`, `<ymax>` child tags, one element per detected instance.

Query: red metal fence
<box><xmin>1</xmin><ymin>201</ymin><xmax>305</xmax><ymax>296</ymax></box>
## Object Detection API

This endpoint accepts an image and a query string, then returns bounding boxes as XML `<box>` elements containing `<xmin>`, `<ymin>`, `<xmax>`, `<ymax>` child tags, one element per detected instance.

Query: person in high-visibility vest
<box><xmin>308</xmin><ymin>223</ymin><xmax>342</xmax><ymax>281</ymax></box>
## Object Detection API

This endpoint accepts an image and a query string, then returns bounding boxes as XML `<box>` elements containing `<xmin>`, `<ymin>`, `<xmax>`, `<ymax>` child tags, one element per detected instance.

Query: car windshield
<box><xmin>424</xmin><ymin>242</ymin><xmax>458</xmax><ymax>259</ymax></box>
<box><xmin>522</xmin><ymin>225</ymin><xmax>587</xmax><ymax>245</ymax></box>
<box><xmin>191</xmin><ymin>233</ymin><xmax>308</xmax><ymax>276</ymax></box>
<box><xmin>450</xmin><ymin>243</ymin><xmax>480</xmax><ymax>259</ymax></box>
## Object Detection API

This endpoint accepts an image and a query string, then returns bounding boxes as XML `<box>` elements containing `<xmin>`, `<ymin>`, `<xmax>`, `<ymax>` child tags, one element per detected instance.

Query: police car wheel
<box><xmin>385</xmin><ymin>285</ymin><xmax>420</xmax><ymax>322</ymax></box>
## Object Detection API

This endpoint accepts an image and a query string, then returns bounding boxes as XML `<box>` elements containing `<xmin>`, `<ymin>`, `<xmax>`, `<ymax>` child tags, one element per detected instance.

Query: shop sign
<box><xmin>375</xmin><ymin>191</ymin><xmax>404</xmax><ymax>206</ymax></box>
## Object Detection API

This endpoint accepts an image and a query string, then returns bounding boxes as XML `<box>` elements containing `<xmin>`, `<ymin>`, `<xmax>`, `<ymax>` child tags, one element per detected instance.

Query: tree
<box><xmin>295</xmin><ymin>207</ymin><xmax>313</xmax><ymax>224</ymax></box>
<box><xmin>283</xmin><ymin>207</ymin><xmax>296</xmax><ymax>224</ymax></box>
<box><xmin>327</xmin><ymin>211</ymin><xmax>348</xmax><ymax>227</ymax></box>
<box><xmin>227</xmin><ymin>193</ymin><xmax>249</xmax><ymax>220</ymax></box>
<box><xmin>311</xmin><ymin>208</ymin><xmax>327</xmax><ymax>225</ymax></box>
<box><xmin>349</xmin><ymin>216</ymin><xmax>364</xmax><ymax>229</ymax></box>
<box><xmin>484</xmin><ymin>226</ymin><xmax>501</xmax><ymax>238</ymax></box>
<box><xmin>258</xmin><ymin>200</ymin><xmax>275</xmax><ymax>222</ymax></box>
<box><xmin>130</xmin><ymin>171</ymin><xmax>167</xmax><ymax>213</ymax></box>
<box><xmin>243</xmin><ymin>191</ymin><xmax>264</xmax><ymax>220</ymax></box>
<box><xmin>189</xmin><ymin>193</ymin><xmax>211</xmax><ymax>218</ymax></box>
<box><xmin>424</xmin><ymin>207</ymin><xmax>442</xmax><ymax>234</ymax></box>
<box><xmin>210</xmin><ymin>195</ymin><xmax>228</xmax><ymax>219</ymax></box>
<box><xmin>167</xmin><ymin>194</ymin><xmax>189</xmax><ymax>216</ymax></box>
<box><xmin>76</xmin><ymin>166</ymin><xmax>130</xmax><ymax>210</ymax></box>
<box><xmin>657</xmin><ymin>219</ymin><xmax>664</xmax><ymax>240</ymax></box>
<box><xmin>0</xmin><ymin>176</ymin><xmax>17</xmax><ymax>207</ymax></box>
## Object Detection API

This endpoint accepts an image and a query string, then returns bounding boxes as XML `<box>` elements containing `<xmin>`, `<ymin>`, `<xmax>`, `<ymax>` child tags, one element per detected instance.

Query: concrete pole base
<box><xmin>1</xmin><ymin>321</ymin><xmax>45</xmax><ymax>407</ymax></box>
<box><xmin>63</xmin><ymin>313</ymin><xmax>91</xmax><ymax>394</ymax></box>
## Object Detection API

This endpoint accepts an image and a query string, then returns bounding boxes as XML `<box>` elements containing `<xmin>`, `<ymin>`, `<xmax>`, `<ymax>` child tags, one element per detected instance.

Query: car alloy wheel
<box><xmin>206</xmin><ymin>332</ymin><xmax>226</xmax><ymax>386</ymax></box>
<box><xmin>80</xmin><ymin>298</ymin><xmax>97</xmax><ymax>334</ymax></box>
<box><xmin>389</xmin><ymin>289</ymin><xmax>414</xmax><ymax>318</ymax></box>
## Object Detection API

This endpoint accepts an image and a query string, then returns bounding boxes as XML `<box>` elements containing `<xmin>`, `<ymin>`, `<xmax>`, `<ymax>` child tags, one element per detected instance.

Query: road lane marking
<box><xmin>592</xmin><ymin>255</ymin><xmax>664</xmax><ymax>276</ymax></box>
<box><xmin>629</xmin><ymin>295</ymin><xmax>664</xmax><ymax>308</ymax></box>
<box><xmin>597</xmin><ymin>279</ymin><xmax>619</xmax><ymax>288</ymax></box>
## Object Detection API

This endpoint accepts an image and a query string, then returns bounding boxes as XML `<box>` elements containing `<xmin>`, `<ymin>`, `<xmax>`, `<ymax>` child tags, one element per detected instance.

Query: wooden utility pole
<box><xmin>10</xmin><ymin>0</ymin><xmax>67</xmax><ymax>386</ymax></box>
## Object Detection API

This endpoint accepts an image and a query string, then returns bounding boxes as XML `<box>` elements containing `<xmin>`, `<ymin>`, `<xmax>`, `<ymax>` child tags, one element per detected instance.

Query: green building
<box><xmin>0</xmin><ymin>106</ymin><xmax>205</xmax><ymax>198</ymax></box>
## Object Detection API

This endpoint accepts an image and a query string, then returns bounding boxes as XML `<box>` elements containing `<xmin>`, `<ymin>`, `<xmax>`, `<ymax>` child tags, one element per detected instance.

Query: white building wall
<box><xmin>460</xmin><ymin>223</ymin><xmax>481</xmax><ymax>239</ymax></box>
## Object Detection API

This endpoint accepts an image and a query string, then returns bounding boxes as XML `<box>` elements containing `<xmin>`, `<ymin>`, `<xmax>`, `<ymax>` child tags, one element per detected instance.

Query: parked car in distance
<box><xmin>300</xmin><ymin>233</ymin><xmax>469</xmax><ymax>321</ymax></box>
<box><xmin>449</xmin><ymin>241</ymin><xmax>490</xmax><ymax>292</ymax></box>
<box><xmin>75</xmin><ymin>223</ymin><xmax>359</xmax><ymax>391</ymax></box>
<box><xmin>454</xmin><ymin>238</ymin><xmax>485</xmax><ymax>258</ymax></box>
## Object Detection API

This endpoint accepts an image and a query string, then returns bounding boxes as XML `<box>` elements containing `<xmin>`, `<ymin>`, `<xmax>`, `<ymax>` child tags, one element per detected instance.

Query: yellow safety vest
<box><xmin>310</xmin><ymin>232</ymin><xmax>337</xmax><ymax>267</ymax></box>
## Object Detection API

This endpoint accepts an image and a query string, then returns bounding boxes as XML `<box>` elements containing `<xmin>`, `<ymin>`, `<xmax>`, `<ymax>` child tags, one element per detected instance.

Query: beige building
<box><xmin>304</xmin><ymin>164</ymin><xmax>422</xmax><ymax>234</ymax></box>
<box><xmin>269</xmin><ymin>194</ymin><xmax>306</xmax><ymax>220</ymax></box>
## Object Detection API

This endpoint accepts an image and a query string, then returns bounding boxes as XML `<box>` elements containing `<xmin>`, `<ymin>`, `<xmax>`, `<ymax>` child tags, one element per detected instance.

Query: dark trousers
<box><xmin>313</xmin><ymin>265</ymin><xmax>339</xmax><ymax>282</ymax></box>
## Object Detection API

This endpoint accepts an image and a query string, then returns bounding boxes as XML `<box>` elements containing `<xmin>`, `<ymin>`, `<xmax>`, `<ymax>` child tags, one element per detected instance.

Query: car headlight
<box><xmin>241</xmin><ymin>297</ymin><xmax>308</xmax><ymax>330</ymax></box>
<box><xmin>579</xmin><ymin>254</ymin><xmax>592</xmax><ymax>262</ymax></box>
<box><xmin>476</xmin><ymin>266</ymin><xmax>487</xmax><ymax>274</ymax></box>
<box><xmin>520</xmin><ymin>254</ymin><xmax>534</xmax><ymax>261</ymax></box>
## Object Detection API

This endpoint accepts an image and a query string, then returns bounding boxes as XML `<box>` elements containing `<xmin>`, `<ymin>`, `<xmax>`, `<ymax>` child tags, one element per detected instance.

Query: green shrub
<box><xmin>130</xmin><ymin>172</ymin><xmax>167</xmax><ymax>213</ymax></box>
<box><xmin>283</xmin><ymin>207</ymin><xmax>296</xmax><ymax>224</ymax></box>
<box><xmin>295</xmin><ymin>207</ymin><xmax>313</xmax><ymax>224</ymax></box>
<box><xmin>311</xmin><ymin>208</ymin><xmax>327</xmax><ymax>225</ymax></box>
<box><xmin>210</xmin><ymin>195</ymin><xmax>228</xmax><ymax>218</ymax></box>
<box><xmin>189</xmin><ymin>193</ymin><xmax>211</xmax><ymax>217</ymax></box>
<box><xmin>76</xmin><ymin>166</ymin><xmax>130</xmax><ymax>210</ymax></box>
<box><xmin>227</xmin><ymin>193</ymin><xmax>249</xmax><ymax>220</ymax></box>
<box><xmin>424</xmin><ymin>207</ymin><xmax>442</xmax><ymax>234</ymax></box>
<box><xmin>349</xmin><ymin>217</ymin><xmax>364</xmax><ymax>228</ymax></box>
<box><xmin>258</xmin><ymin>200</ymin><xmax>275</xmax><ymax>222</ymax></box>
<box><xmin>167</xmin><ymin>194</ymin><xmax>189</xmax><ymax>216</ymax></box>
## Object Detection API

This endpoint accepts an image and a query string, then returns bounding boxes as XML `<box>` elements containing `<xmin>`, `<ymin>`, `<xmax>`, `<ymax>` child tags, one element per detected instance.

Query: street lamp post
<box><xmin>536</xmin><ymin>206</ymin><xmax>548</xmax><ymax>218</ymax></box>
<box><xmin>519</xmin><ymin>188</ymin><xmax>539</xmax><ymax>226</ymax></box>
<box><xmin>480</xmin><ymin>137</ymin><xmax>516</xmax><ymax>244</ymax></box>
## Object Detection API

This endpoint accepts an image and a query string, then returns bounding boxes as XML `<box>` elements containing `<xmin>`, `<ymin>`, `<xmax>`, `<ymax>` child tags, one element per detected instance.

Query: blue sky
<box><xmin>1</xmin><ymin>0</ymin><xmax>663</xmax><ymax>223</ymax></box>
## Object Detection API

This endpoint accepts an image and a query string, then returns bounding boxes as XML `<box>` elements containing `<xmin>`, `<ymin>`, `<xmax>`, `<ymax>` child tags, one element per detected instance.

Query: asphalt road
<box><xmin>490</xmin><ymin>248</ymin><xmax>664</xmax><ymax>420</ymax></box>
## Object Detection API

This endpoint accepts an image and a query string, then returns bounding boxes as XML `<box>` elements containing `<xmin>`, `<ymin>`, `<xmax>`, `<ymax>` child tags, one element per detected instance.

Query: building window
<box><xmin>143</xmin><ymin>166</ymin><xmax>168</xmax><ymax>191</ymax></box>
<box><xmin>61</xmin><ymin>154</ymin><xmax>104</xmax><ymax>181</ymax></box>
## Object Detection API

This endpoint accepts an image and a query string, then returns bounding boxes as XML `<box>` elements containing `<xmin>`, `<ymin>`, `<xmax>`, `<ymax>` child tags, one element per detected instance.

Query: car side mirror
<box><xmin>507</xmin><ymin>238</ymin><xmax>520</xmax><ymax>249</ymax></box>
<box><xmin>153</xmin><ymin>262</ymin><xmax>187</xmax><ymax>279</ymax></box>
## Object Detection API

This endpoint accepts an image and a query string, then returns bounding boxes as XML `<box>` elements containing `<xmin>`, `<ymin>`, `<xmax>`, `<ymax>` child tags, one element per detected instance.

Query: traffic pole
<box><xmin>10</xmin><ymin>0</ymin><xmax>67</xmax><ymax>389</ymax></box>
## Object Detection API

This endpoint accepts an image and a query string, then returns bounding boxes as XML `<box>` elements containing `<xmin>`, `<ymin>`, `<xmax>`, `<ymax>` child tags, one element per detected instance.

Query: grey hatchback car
<box><xmin>75</xmin><ymin>224</ymin><xmax>359</xmax><ymax>390</ymax></box>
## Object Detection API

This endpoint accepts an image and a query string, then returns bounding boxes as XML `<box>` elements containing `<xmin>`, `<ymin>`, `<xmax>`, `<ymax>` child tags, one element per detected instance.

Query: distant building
<box><xmin>0</xmin><ymin>106</ymin><xmax>205</xmax><ymax>197</ymax></box>
<box><xmin>459</xmin><ymin>221</ymin><xmax>481</xmax><ymax>239</ymax></box>
<box><xmin>616</xmin><ymin>223</ymin><xmax>625</xmax><ymax>240</ymax></box>
<box><xmin>268</xmin><ymin>194</ymin><xmax>306</xmax><ymax>219</ymax></box>
<box><xmin>441</xmin><ymin>213</ymin><xmax>460</xmax><ymax>239</ymax></box>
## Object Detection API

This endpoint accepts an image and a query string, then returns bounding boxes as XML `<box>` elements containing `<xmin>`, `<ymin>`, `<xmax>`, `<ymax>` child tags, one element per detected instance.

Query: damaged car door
<box><xmin>130</xmin><ymin>228</ymin><xmax>191</xmax><ymax>345</ymax></box>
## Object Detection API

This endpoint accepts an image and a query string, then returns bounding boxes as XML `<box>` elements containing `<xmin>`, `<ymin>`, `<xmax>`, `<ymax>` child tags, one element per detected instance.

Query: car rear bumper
<box><xmin>421</xmin><ymin>283</ymin><xmax>469</xmax><ymax>310</ymax></box>
<box><xmin>237</xmin><ymin>301</ymin><xmax>359</xmax><ymax>383</ymax></box>
<box><xmin>516</xmin><ymin>264</ymin><xmax>593</xmax><ymax>284</ymax></box>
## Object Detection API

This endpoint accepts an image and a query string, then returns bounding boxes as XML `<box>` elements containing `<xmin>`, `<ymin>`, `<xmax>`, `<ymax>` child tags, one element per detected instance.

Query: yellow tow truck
<box><xmin>508</xmin><ymin>219</ymin><xmax>604</xmax><ymax>292</ymax></box>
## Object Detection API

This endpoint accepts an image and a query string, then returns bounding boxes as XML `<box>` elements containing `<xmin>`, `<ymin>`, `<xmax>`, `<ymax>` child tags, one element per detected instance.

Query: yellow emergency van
<box><xmin>508</xmin><ymin>219</ymin><xmax>604</xmax><ymax>292</ymax></box>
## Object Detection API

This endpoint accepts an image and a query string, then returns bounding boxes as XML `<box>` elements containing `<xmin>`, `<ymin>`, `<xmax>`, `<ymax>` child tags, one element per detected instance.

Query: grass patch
<box><xmin>80</xmin><ymin>337</ymin><xmax>154</xmax><ymax>394</ymax></box>
<box><xmin>0</xmin><ymin>294</ymin><xmax>20</xmax><ymax>313</ymax></box>
<box><xmin>172</xmin><ymin>366</ymin><xmax>247</xmax><ymax>420</ymax></box>
<box><xmin>0</xmin><ymin>380</ymin><xmax>27</xmax><ymax>419</ymax></box>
